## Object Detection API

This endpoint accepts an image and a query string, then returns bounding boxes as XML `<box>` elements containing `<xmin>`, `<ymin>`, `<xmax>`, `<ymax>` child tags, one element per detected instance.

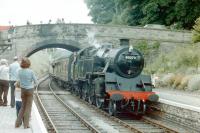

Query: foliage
<box><xmin>192</xmin><ymin>17</ymin><xmax>200</xmax><ymax>43</ymax></box>
<box><xmin>151</xmin><ymin>41</ymin><xmax>160</xmax><ymax>49</ymax></box>
<box><xmin>84</xmin><ymin>0</ymin><xmax>116</xmax><ymax>24</ymax></box>
<box><xmin>145</xmin><ymin>45</ymin><xmax>200</xmax><ymax>74</ymax></box>
<box><xmin>134</xmin><ymin>41</ymin><xmax>160</xmax><ymax>56</ymax></box>
<box><xmin>134</xmin><ymin>41</ymin><xmax>149</xmax><ymax>56</ymax></box>
<box><xmin>85</xmin><ymin>0</ymin><xmax>200</xmax><ymax>29</ymax></box>
<box><xmin>133</xmin><ymin>41</ymin><xmax>160</xmax><ymax>73</ymax></box>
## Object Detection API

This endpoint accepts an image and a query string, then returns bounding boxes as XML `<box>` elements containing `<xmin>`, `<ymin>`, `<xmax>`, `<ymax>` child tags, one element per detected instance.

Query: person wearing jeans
<box><xmin>9</xmin><ymin>56</ymin><xmax>20</xmax><ymax>108</ymax></box>
<box><xmin>15</xmin><ymin>87</ymin><xmax>22</xmax><ymax>116</ymax></box>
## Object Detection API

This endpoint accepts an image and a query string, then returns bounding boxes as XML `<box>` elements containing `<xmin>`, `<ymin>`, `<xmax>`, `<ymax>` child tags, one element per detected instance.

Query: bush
<box><xmin>187</xmin><ymin>75</ymin><xmax>200</xmax><ymax>91</ymax></box>
<box><xmin>146</xmin><ymin>44</ymin><xmax>200</xmax><ymax>91</ymax></box>
<box><xmin>145</xmin><ymin>45</ymin><xmax>200</xmax><ymax>74</ymax></box>
<box><xmin>192</xmin><ymin>17</ymin><xmax>200</xmax><ymax>43</ymax></box>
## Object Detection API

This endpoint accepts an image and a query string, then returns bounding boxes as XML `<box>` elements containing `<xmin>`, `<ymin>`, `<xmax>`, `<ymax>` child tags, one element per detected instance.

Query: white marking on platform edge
<box><xmin>159</xmin><ymin>98</ymin><xmax>200</xmax><ymax>113</ymax></box>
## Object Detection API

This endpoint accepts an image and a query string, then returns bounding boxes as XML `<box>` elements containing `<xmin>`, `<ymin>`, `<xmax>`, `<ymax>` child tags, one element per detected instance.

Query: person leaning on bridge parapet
<box><xmin>15</xmin><ymin>57</ymin><xmax>38</xmax><ymax>129</ymax></box>
<box><xmin>9</xmin><ymin>56</ymin><xmax>20</xmax><ymax>108</ymax></box>
<box><xmin>0</xmin><ymin>59</ymin><xmax>9</xmax><ymax>106</ymax></box>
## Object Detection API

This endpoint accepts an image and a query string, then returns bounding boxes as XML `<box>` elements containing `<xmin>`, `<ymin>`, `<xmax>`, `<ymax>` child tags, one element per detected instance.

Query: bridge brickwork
<box><xmin>0</xmin><ymin>24</ymin><xmax>192</xmax><ymax>61</ymax></box>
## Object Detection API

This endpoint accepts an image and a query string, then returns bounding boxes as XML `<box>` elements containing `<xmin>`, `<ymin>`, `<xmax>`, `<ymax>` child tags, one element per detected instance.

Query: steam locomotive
<box><xmin>51</xmin><ymin>39</ymin><xmax>158</xmax><ymax>116</ymax></box>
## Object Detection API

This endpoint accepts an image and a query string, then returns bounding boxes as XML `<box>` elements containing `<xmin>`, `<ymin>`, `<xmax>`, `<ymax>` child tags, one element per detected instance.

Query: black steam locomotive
<box><xmin>51</xmin><ymin>39</ymin><xmax>158</xmax><ymax>116</ymax></box>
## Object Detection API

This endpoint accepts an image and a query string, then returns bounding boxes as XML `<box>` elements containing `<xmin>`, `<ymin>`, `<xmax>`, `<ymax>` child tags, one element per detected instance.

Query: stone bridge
<box><xmin>0</xmin><ymin>23</ymin><xmax>192</xmax><ymax>60</ymax></box>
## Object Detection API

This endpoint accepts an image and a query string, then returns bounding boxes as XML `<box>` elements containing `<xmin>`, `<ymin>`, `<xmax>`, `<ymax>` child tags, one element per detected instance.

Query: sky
<box><xmin>0</xmin><ymin>0</ymin><xmax>92</xmax><ymax>26</ymax></box>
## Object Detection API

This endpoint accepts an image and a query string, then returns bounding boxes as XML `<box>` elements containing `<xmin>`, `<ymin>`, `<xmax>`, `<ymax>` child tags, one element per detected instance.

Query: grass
<box><xmin>144</xmin><ymin>44</ymin><xmax>200</xmax><ymax>74</ymax></box>
<box><xmin>145</xmin><ymin>44</ymin><xmax>200</xmax><ymax>91</ymax></box>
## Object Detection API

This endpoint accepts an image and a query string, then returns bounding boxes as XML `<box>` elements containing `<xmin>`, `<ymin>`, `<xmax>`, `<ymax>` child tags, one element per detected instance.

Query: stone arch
<box><xmin>24</xmin><ymin>39</ymin><xmax>81</xmax><ymax>57</ymax></box>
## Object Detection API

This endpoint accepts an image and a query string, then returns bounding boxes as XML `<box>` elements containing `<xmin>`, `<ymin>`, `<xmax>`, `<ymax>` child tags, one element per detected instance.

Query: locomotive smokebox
<box><xmin>120</xmin><ymin>39</ymin><xmax>129</xmax><ymax>46</ymax></box>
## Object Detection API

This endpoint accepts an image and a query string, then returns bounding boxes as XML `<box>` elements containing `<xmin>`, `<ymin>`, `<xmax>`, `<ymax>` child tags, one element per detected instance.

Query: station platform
<box><xmin>154</xmin><ymin>88</ymin><xmax>200</xmax><ymax>112</ymax></box>
<box><xmin>1</xmin><ymin>87</ymin><xmax>199</xmax><ymax>133</ymax></box>
<box><xmin>0</xmin><ymin>88</ymin><xmax>47</xmax><ymax>133</ymax></box>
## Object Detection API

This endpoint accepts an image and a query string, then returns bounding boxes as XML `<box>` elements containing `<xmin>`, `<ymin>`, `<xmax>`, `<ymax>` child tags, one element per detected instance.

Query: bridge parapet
<box><xmin>13</xmin><ymin>24</ymin><xmax>191</xmax><ymax>43</ymax></box>
<box><xmin>0</xmin><ymin>23</ymin><xmax>192</xmax><ymax>61</ymax></box>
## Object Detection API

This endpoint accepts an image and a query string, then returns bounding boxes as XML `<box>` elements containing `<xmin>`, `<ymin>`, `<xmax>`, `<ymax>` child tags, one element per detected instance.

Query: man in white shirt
<box><xmin>9</xmin><ymin>56</ymin><xmax>20</xmax><ymax>108</ymax></box>
<box><xmin>0</xmin><ymin>59</ymin><xmax>9</xmax><ymax>106</ymax></box>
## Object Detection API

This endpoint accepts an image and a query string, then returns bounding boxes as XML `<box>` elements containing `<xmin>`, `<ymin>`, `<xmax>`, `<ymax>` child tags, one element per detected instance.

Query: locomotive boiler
<box><xmin>51</xmin><ymin>39</ymin><xmax>159</xmax><ymax>116</ymax></box>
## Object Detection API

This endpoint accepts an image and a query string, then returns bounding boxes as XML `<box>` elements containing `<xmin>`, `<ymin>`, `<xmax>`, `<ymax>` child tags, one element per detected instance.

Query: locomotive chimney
<box><xmin>120</xmin><ymin>39</ymin><xmax>129</xmax><ymax>46</ymax></box>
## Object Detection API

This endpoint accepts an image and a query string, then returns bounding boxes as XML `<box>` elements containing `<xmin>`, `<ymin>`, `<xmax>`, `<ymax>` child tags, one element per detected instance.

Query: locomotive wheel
<box><xmin>88</xmin><ymin>88</ymin><xmax>95</xmax><ymax>104</ymax></box>
<box><xmin>71</xmin><ymin>88</ymin><xmax>76</xmax><ymax>95</ymax></box>
<box><xmin>82</xmin><ymin>89</ymin><xmax>87</xmax><ymax>101</ymax></box>
<box><xmin>82</xmin><ymin>83</ymin><xmax>88</xmax><ymax>101</ymax></box>
<box><xmin>88</xmin><ymin>95</ymin><xmax>95</xmax><ymax>104</ymax></box>
<box><xmin>75</xmin><ymin>89</ymin><xmax>79</xmax><ymax>96</ymax></box>
<box><xmin>95</xmin><ymin>96</ymin><xmax>103</xmax><ymax>108</ymax></box>
<box><xmin>71</xmin><ymin>83</ymin><xmax>79</xmax><ymax>95</ymax></box>
<box><xmin>79</xmin><ymin>89</ymin><xmax>82</xmax><ymax>98</ymax></box>
<box><xmin>108</xmin><ymin>100</ymin><xmax>117</xmax><ymax>116</ymax></box>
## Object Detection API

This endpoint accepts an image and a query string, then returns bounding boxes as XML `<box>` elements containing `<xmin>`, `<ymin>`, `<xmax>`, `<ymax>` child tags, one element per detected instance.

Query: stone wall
<box><xmin>152</xmin><ymin>102</ymin><xmax>200</xmax><ymax>131</ymax></box>
<box><xmin>12</xmin><ymin>24</ymin><xmax>191</xmax><ymax>43</ymax></box>
<box><xmin>0</xmin><ymin>24</ymin><xmax>192</xmax><ymax>61</ymax></box>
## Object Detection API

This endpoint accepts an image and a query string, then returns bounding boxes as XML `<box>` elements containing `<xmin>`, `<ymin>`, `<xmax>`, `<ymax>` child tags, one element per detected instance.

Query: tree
<box><xmin>192</xmin><ymin>17</ymin><xmax>200</xmax><ymax>43</ymax></box>
<box><xmin>84</xmin><ymin>0</ymin><xmax>116</xmax><ymax>24</ymax></box>
<box><xmin>85</xmin><ymin>0</ymin><xmax>200</xmax><ymax>29</ymax></box>
<box><xmin>142</xmin><ymin>0</ymin><xmax>200</xmax><ymax>29</ymax></box>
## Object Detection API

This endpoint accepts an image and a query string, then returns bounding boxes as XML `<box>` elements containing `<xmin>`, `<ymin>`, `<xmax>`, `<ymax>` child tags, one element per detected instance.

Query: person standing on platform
<box><xmin>9</xmin><ymin>56</ymin><xmax>20</xmax><ymax>108</ymax></box>
<box><xmin>15</xmin><ymin>86</ymin><xmax>22</xmax><ymax>117</ymax></box>
<box><xmin>0</xmin><ymin>60</ymin><xmax>2</xmax><ymax>105</ymax></box>
<box><xmin>0</xmin><ymin>59</ymin><xmax>9</xmax><ymax>106</ymax></box>
<box><xmin>15</xmin><ymin>57</ymin><xmax>38</xmax><ymax>129</ymax></box>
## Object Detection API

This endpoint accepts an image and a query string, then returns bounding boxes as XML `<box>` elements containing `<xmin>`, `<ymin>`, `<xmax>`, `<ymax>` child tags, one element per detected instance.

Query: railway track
<box><xmin>35</xmin><ymin>77</ymin><xmax>99</xmax><ymax>133</ymax></box>
<box><xmin>35</xmin><ymin>77</ymin><xmax>181</xmax><ymax>133</ymax></box>
<box><xmin>146</xmin><ymin>104</ymin><xmax>200</xmax><ymax>133</ymax></box>
<box><xmin>77</xmin><ymin>94</ymin><xmax>180</xmax><ymax>133</ymax></box>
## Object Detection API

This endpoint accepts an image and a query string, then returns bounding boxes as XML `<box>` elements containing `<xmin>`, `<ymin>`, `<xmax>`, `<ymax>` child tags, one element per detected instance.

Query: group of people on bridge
<box><xmin>0</xmin><ymin>56</ymin><xmax>38</xmax><ymax>129</ymax></box>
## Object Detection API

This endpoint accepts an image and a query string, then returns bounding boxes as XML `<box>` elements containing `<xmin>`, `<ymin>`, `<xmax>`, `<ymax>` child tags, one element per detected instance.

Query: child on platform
<box><xmin>15</xmin><ymin>86</ymin><xmax>22</xmax><ymax>117</ymax></box>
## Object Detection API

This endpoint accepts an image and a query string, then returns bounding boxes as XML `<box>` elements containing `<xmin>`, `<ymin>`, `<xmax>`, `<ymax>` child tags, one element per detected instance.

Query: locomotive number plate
<box><xmin>125</xmin><ymin>55</ymin><xmax>136</xmax><ymax>60</ymax></box>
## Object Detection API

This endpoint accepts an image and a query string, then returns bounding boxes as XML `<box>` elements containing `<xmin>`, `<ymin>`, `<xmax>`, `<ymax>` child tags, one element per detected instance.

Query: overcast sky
<box><xmin>0</xmin><ymin>0</ymin><xmax>92</xmax><ymax>26</ymax></box>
